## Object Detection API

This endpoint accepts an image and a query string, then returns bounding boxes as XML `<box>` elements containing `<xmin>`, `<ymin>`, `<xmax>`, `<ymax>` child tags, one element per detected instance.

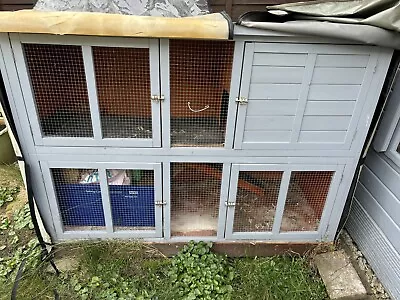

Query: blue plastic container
<box><xmin>56</xmin><ymin>184</ymin><xmax>155</xmax><ymax>227</ymax></box>
<box><xmin>56</xmin><ymin>184</ymin><xmax>105</xmax><ymax>227</ymax></box>
<box><xmin>110</xmin><ymin>185</ymin><xmax>155</xmax><ymax>227</ymax></box>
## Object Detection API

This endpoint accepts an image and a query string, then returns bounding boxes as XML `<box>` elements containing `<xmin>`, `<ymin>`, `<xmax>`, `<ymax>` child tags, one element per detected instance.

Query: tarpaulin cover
<box><xmin>238</xmin><ymin>0</ymin><xmax>400</xmax><ymax>49</ymax></box>
<box><xmin>34</xmin><ymin>0</ymin><xmax>210</xmax><ymax>17</ymax></box>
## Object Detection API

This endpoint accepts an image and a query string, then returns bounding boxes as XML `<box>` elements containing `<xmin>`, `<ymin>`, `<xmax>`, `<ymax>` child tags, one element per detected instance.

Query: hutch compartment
<box><xmin>0</xmin><ymin>29</ymin><xmax>392</xmax><ymax>243</ymax></box>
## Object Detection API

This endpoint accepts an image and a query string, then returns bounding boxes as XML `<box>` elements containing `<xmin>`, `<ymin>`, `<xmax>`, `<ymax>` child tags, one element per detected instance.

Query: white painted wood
<box><xmin>249</xmin><ymin>83</ymin><xmax>301</xmax><ymax>100</ymax></box>
<box><xmin>312</xmin><ymin>67</ymin><xmax>366</xmax><ymax>85</ymax></box>
<box><xmin>304</xmin><ymin>101</ymin><xmax>355</xmax><ymax>116</ymax></box>
<box><xmin>246</xmin><ymin>100</ymin><xmax>298</xmax><ymax>116</ymax></box>
<box><xmin>243</xmin><ymin>131</ymin><xmax>292</xmax><ymax>143</ymax></box>
<box><xmin>162</xmin><ymin>162</ymin><xmax>171</xmax><ymax>239</ymax></box>
<box><xmin>315</xmin><ymin>54</ymin><xmax>370</xmax><ymax>68</ymax></box>
<box><xmin>298</xmin><ymin>131</ymin><xmax>347</xmax><ymax>143</ymax></box>
<box><xmin>301</xmin><ymin>116</ymin><xmax>352</xmax><ymax>131</ymax></box>
<box><xmin>308</xmin><ymin>85</ymin><xmax>361</xmax><ymax>101</ymax></box>
<box><xmin>253</xmin><ymin>53</ymin><xmax>307</xmax><ymax>66</ymax></box>
<box><xmin>153</xmin><ymin>163</ymin><xmax>163</xmax><ymax>237</ymax></box>
<box><xmin>250</xmin><ymin>66</ymin><xmax>304</xmax><ymax>84</ymax></box>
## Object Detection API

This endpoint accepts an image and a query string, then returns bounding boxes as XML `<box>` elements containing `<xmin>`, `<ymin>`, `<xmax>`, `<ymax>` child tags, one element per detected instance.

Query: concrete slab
<box><xmin>314</xmin><ymin>250</ymin><xmax>367</xmax><ymax>300</ymax></box>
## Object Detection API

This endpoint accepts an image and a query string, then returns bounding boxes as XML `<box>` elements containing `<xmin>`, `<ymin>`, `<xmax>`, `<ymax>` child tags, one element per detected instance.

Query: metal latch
<box><xmin>225</xmin><ymin>201</ymin><xmax>236</xmax><ymax>207</ymax></box>
<box><xmin>151</xmin><ymin>95</ymin><xmax>165</xmax><ymax>102</ymax></box>
<box><xmin>155</xmin><ymin>201</ymin><xmax>167</xmax><ymax>206</ymax></box>
<box><xmin>235</xmin><ymin>96</ymin><xmax>248</xmax><ymax>105</ymax></box>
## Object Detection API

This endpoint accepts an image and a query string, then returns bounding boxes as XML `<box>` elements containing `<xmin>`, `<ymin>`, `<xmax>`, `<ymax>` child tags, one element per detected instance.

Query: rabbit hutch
<box><xmin>0</xmin><ymin>11</ymin><xmax>393</xmax><ymax>249</ymax></box>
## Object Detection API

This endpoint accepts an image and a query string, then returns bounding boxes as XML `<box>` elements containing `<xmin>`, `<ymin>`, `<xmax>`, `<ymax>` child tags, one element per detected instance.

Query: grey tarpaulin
<box><xmin>34</xmin><ymin>0</ymin><xmax>210</xmax><ymax>17</ymax></box>
<box><xmin>238</xmin><ymin>0</ymin><xmax>400</xmax><ymax>49</ymax></box>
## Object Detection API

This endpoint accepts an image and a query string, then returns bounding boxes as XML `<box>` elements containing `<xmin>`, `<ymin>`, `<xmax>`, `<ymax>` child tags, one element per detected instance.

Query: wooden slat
<box><xmin>308</xmin><ymin>85</ymin><xmax>361</xmax><ymax>101</ymax></box>
<box><xmin>243</xmin><ymin>130</ymin><xmax>292</xmax><ymax>142</ymax></box>
<box><xmin>315</xmin><ymin>54</ymin><xmax>370</xmax><ymax>68</ymax></box>
<box><xmin>245</xmin><ymin>116</ymin><xmax>294</xmax><ymax>130</ymax></box>
<box><xmin>246</xmin><ymin>100</ymin><xmax>298</xmax><ymax>116</ymax></box>
<box><xmin>298</xmin><ymin>131</ymin><xmax>347</xmax><ymax>143</ymax></box>
<box><xmin>249</xmin><ymin>83</ymin><xmax>301</xmax><ymax>100</ymax></box>
<box><xmin>251</xmin><ymin>66</ymin><xmax>304</xmax><ymax>84</ymax></box>
<box><xmin>253</xmin><ymin>53</ymin><xmax>307</xmax><ymax>66</ymax></box>
<box><xmin>312</xmin><ymin>67</ymin><xmax>366</xmax><ymax>85</ymax></box>
<box><xmin>304</xmin><ymin>101</ymin><xmax>355</xmax><ymax>116</ymax></box>
<box><xmin>301</xmin><ymin>116</ymin><xmax>352</xmax><ymax>131</ymax></box>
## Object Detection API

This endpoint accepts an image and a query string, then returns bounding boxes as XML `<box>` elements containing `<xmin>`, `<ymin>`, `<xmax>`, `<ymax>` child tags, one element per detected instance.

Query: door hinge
<box><xmin>235</xmin><ymin>96</ymin><xmax>248</xmax><ymax>105</ymax></box>
<box><xmin>155</xmin><ymin>201</ymin><xmax>167</xmax><ymax>206</ymax></box>
<box><xmin>151</xmin><ymin>95</ymin><xmax>165</xmax><ymax>102</ymax></box>
<box><xmin>225</xmin><ymin>201</ymin><xmax>236</xmax><ymax>207</ymax></box>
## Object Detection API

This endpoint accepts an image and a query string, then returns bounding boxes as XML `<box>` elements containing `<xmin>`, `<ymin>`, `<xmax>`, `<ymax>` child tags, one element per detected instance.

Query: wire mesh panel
<box><xmin>23</xmin><ymin>44</ymin><xmax>93</xmax><ymax>138</ymax></box>
<box><xmin>170</xmin><ymin>163</ymin><xmax>223</xmax><ymax>236</ymax></box>
<box><xmin>107</xmin><ymin>169</ymin><xmax>155</xmax><ymax>231</ymax></box>
<box><xmin>92</xmin><ymin>47</ymin><xmax>153</xmax><ymax>139</ymax></box>
<box><xmin>233</xmin><ymin>171</ymin><xmax>283</xmax><ymax>233</ymax></box>
<box><xmin>51</xmin><ymin>168</ymin><xmax>105</xmax><ymax>231</ymax></box>
<box><xmin>169</xmin><ymin>40</ymin><xmax>234</xmax><ymax>147</ymax></box>
<box><xmin>281</xmin><ymin>171</ymin><xmax>334</xmax><ymax>232</ymax></box>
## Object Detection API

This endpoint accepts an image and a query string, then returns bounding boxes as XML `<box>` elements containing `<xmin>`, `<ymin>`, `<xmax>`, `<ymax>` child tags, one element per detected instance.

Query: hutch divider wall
<box><xmin>0</xmin><ymin>29</ymin><xmax>392</xmax><ymax>242</ymax></box>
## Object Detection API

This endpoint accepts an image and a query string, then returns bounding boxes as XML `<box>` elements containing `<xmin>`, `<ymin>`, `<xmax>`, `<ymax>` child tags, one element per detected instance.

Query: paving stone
<box><xmin>315</xmin><ymin>250</ymin><xmax>367</xmax><ymax>300</ymax></box>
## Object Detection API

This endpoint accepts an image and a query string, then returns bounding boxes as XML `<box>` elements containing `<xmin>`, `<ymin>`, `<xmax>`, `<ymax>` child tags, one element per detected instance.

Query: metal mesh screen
<box><xmin>281</xmin><ymin>171</ymin><xmax>334</xmax><ymax>232</ymax></box>
<box><xmin>51</xmin><ymin>168</ymin><xmax>105</xmax><ymax>231</ymax></box>
<box><xmin>170</xmin><ymin>163</ymin><xmax>222</xmax><ymax>236</ymax></box>
<box><xmin>24</xmin><ymin>44</ymin><xmax>93</xmax><ymax>138</ymax></box>
<box><xmin>108</xmin><ymin>169</ymin><xmax>155</xmax><ymax>231</ymax></box>
<box><xmin>92</xmin><ymin>47</ymin><xmax>153</xmax><ymax>139</ymax></box>
<box><xmin>233</xmin><ymin>171</ymin><xmax>283</xmax><ymax>232</ymax></box>
<box><xmin>169</xmin><ymin>40</ymin><xmax>234</xmax><ymax>147</ymax></box>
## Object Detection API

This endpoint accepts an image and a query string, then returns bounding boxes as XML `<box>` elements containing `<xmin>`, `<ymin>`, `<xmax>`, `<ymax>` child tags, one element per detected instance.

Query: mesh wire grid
<box><xmin>24</xmin><ymin>44</ymin><xmax>93</xmax><ymax>138</ymax></box>
<box><xmin>281</xmin><ymin>171</ymin><xmax>334</xmax><ymax>232</ymax></box>
<box><xmin>51</xmin><ymin>168</ymin><xmax>105</xmax><ymax>231</ymax></box>
<box><xmin>169</xmin><ymin>40</ymin><xmax>234</xmax><ymax>147</ymax></box>
<box><xmin>170</xmin><ymin>163</ymin><xmax>222</xmax><ymax>236</ymax></box>
<box><xmin>108</xmin><ymin>169</ymin><xmax>156</xmax><ymax>231</ymax></box>
<box><xmin>233</xmin><ymin>171</ymin><xmax>283</xmax><ymax>233</ymax></box>
<box><xmin>92</xmin><ymin>47</ymin><xmax>153</xmax><ymax>139</ymax></box>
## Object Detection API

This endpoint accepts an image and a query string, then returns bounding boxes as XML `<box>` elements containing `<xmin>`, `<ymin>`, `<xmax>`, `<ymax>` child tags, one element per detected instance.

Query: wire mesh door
<box><xmin>225</xmin><ymin>164</ymin><xmax>341</xmax><ymax>240</ymax></box>
<box><xmin>41</xmin><ymin>162</ymin><xmax>163</xmax><ymax>239</ymax></box>
<box><xmin>168</xmin><ymin>40</ymin><xmax>234</xmax><ymax>148</ymax></box>
<box><xmin>12</xmin><ymin>35</ymin><xmax>161</xmax><ymax>147</ymax></box>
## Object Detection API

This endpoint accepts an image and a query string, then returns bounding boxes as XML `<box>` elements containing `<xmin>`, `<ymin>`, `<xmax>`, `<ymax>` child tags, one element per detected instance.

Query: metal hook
<box><xmin>187</xmin><ymin>102</ymin><xmax>210</xmax><ymax>113</ymax></box>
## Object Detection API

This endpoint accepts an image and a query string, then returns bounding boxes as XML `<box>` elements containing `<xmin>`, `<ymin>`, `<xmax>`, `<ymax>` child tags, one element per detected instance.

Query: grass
<box><xmin>0</xmin><ymin>163</ymin><xmax>328</xmax><ymax>299</ymax></box>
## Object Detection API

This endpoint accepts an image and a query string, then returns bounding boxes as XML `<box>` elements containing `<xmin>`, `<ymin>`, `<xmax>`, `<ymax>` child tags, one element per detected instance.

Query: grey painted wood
<box><xmin>245</xmin><ymin>116</ymin><xmax>295</xmax><ymax>130</ymax></box>
<box><xmin>250</xmin><ymin>66</ymin><xmax>304</xmax><ymax>84</ymax></box>
<box><xmin>246</xmin><ymin>100</ymin><xmax>297</xmax><ymax>116</ymax></box>
<box><xmin>248</xmin><ymin>83</ymin><xmax>301</xmax><ymax>100</ymax></box>
<box><xmin>290</xmin><ymin>53</ymin><xmax>317</xmax><ymax>142</ymax></box>
<box><xmin>253</xmin><ymin>53</ymin><xmax>307</xmax><ymax>66</ymax></box>
<box><xmin>160</xmin><ymin>39</ymin><xmax>170</xmax><ymax>148</ymax></box>
<box><xmin>243</xmin><ymin>131</ymin><xmax>292</xmax><ymax>143</ymax></box>
<box><xmin>217</xmin><ymin>163</ymin><xmax>231</xmax><ymax>239</ymax></box>
<box><xmin>304</xmin><ymin>101</ymin><xmax>355</xmax><ymax>116</ymax></box>
<box><xmin>271</xmin><ymin>169</ymin><xmax>290</xmax><ymax>234</ymax></box>
<box><xmin>298</xmin><ymin>131</ymin><xmax>347</xmax><ymax>143</ymax></box>
<box><xmin>301</xmin><ymin>116</ymin><xmax>352</xmax><ymax>131</ymax></box>
<box><xmin>233</xmin><ymin>42</ymin><xmax>254</xmax><ymax>149</ymax></box>
<box><xmin>82</xmin><ymin>45</ymin><xmax>103</xmax><ymax>140</ymax></box>
<box><xmin>224</xmin><ymin>41</ymin><xmax>245</xmax><ymax>149</ymax></box>
<box><xmin>98</xmin><ymin>168</ymin><xmax>114</xmax><ymax>233</ymax></box>
<box><xmin>373</xmin><ymin>65</ymin><xmax>400</xmax><ymax>152</ymax></box>
<box><xmin>315</xmin><ymin>54</ymin><xmax>370</xmax><ymax>68</ymax></box>
<box><xmin>308</xmin><ymin>85</ymin><xmax>360</xmax><ymax>101</ymax></box>
<box><xmin>312</xmin><ymin>68</ymin><xmax>365</xmax><ymax>85</ymax></box>
<box><xmin>347</xmin><ymin>200</ymin><xmax>400</xmax><ymax>300</ymax></box>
